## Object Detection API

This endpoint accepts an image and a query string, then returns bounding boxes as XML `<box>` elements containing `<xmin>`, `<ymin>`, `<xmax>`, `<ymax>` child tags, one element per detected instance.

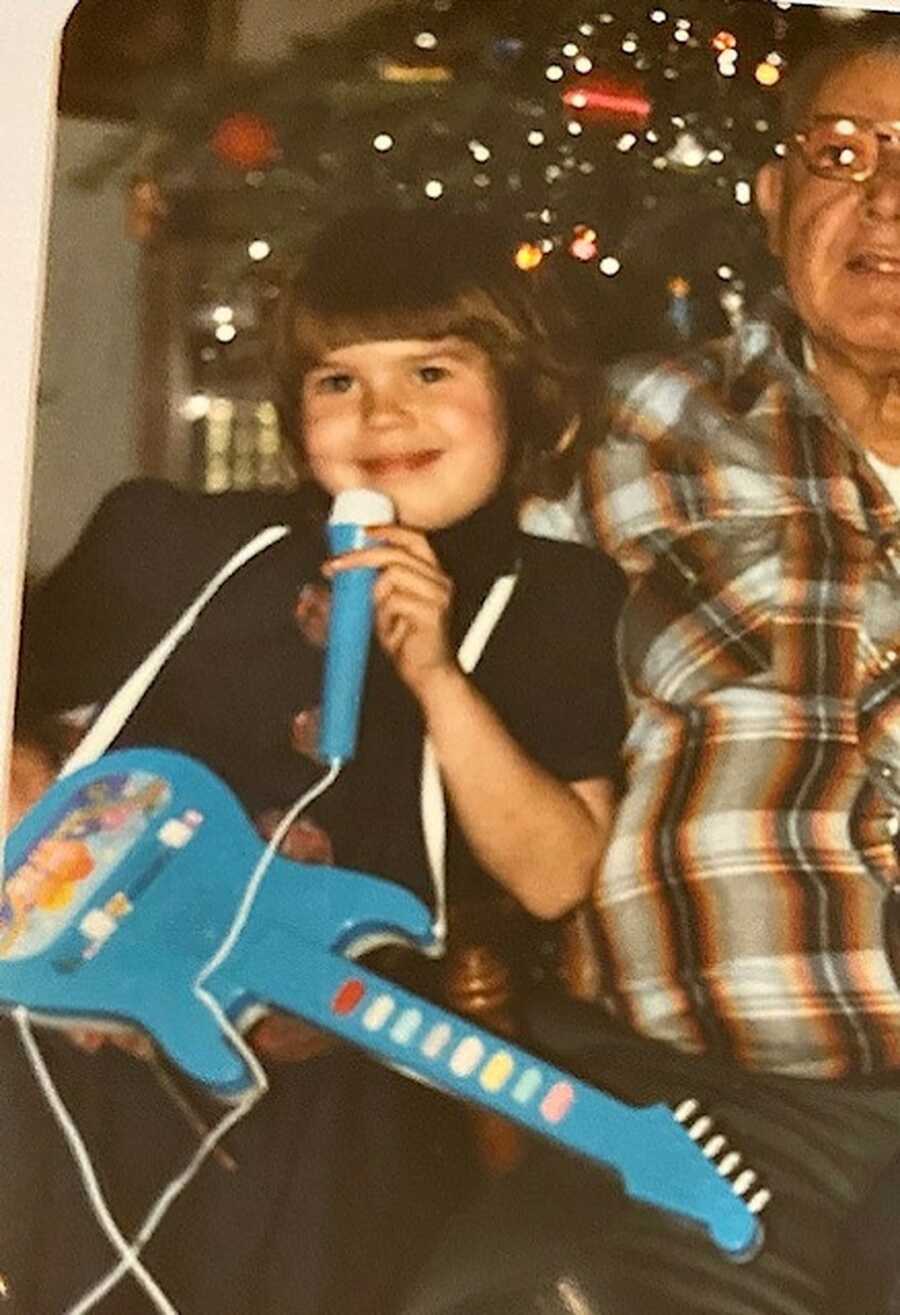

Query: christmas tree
<box><xmin>71</xmin><ymin>0</ymin><xmax>886</xmax><ymax>483</ymax></box>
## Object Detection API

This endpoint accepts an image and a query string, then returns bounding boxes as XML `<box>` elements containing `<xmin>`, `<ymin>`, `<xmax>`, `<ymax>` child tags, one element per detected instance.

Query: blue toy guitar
<box><xmin>0</xmin><ymin>749</ymin><xmax>767</xmax><ymax>1259</ymax></box>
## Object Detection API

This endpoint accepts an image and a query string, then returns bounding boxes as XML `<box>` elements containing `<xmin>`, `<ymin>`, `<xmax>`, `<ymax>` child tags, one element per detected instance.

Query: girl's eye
<box><xmin>418</xmin><ymin>364</ymin><xmax>450</xmax><ymax>384</ymax></box>
<box><xmin>314</xmin><ymin>373</ymin><xmax>354</xmax><ymax>395</ymax></box>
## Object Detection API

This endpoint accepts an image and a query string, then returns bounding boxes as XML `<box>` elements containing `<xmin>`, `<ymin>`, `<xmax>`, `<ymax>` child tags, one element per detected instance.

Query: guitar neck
<box><xmin>227</xmin><ymin>934</ymin><xmax>761</xmax><ymax>1259</ymax></box>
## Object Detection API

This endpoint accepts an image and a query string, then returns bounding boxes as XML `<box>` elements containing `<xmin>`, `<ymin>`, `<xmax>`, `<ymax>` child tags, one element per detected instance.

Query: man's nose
<box><xmin>864</xmin><ymin>155</ymin><xmax>900</xmax><ymax>221</ymax></box>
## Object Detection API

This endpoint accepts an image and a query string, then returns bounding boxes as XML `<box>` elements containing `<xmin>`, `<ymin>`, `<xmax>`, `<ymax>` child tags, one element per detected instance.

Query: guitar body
<box><xmin>0</xmin><ymin>749</ymin><xmax>764</xmax><ymax>1259</ymax></box>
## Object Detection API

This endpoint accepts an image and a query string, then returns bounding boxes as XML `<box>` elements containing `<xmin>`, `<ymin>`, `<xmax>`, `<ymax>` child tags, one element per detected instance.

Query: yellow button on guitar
<box><xmin>479</xmin><ymin>1050</ymin><xmax>515</xmax><ymax>1093</ymax></box>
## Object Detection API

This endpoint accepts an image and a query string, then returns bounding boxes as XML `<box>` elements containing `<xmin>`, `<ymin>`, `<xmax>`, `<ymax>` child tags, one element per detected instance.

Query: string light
<box><xmin>570</xmin><ymin>225</ymin><xmax>599</xmax><ymax>261</ymax></box>
<box><xmin>622</xmin><ymin>37</ymin><xmax>638</xmax><ymax>54</ymax></box>
<box><xmin>717</xmin><ymin>264</ymin><xmax>734</xmax><ymax>280</ymax></box>
<box><xmin>424</xmin><ymin>179</ymin><xmax>444</xmax><ymax>198</ymax></box>
<box><xmin>562</xmin><ymin>42</ymin><xmax>580</xmax><ymax>57</ymax></box>
<box><xmin>574</xmin><ymin>56</ymin><xmax>594</xmax><ymax>73</ymax></box>
<box><xmin>180</xmin><ymin>393</ymin><xmax>211</xmax><ymax>421</ymax></box>
<box><xmin>212</xmin><ymin>306</ymin><xmax>234</xmax><ymax>325</ymax></box>
<box><xmin>617</xmin><ymin>133</ymin><xmax>638</xmax><ymax>151</ymax></box>
<box><xmin>649</xmin><ymin>10</ymin><xmax>668</xmax><ymax>22</ymax></box>
<box><xmin>712</xmin><ymin>31</ymin><xmax>737</xmax><ymax>52</ymax></box>
<box><xmin>545</xmin><ymin>64</ymin><xmax>564</xmax><ymax>81</ymax></box>
<box><xmin>247</xmin><ymin>240</ymin><xmax>271</xmax><ymax>262</ymax></box>
<box><xmin>373</xmin><ymin>133</ymin><xmax>394</xmax><ymax>151</ymax></box>
<box><xmin>528</xmin><ymin>130</ymin><xmax>546</xmax><ymax>146</ymax></box>
<box><xmin>515</xmin><ymin>241</ymin><xmax>544</xmax><ymax>271</ymax></box>
<box><xmin>599</xmin><ymin>256</ymin><xmax>621</xmax><ymax>276</ymax></box>
<box><xmin>755</xmin><ymin>62</ymin><xmax>781</xmax><ymax>87</ymax></box>
<box><xmin>215</xmin><ymin>324</ymin><xmax>237</xmax><ymax>343</ymax></box>
<box><xmin>567</xmin><ymin>121</ymin><xmax>584</xmax><ymax>136</ymax></box>
<box><xmin>735</xmin><ymin>180</ymin><xmax>752</xmax><ymax>205</ymax></box>
<box><xmin>469</xmin><ymin>140</ymin><xmax>491</xmax><ymax>162</ymax></box>
<box><xmin>414</xmin><ymin>31</ymin><xmax>438</xmax><ymax>49</ymax></box>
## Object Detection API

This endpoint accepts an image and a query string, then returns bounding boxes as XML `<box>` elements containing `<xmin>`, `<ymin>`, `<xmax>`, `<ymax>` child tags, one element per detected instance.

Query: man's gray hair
<box><xmin>781</xmin><ymin>27</ymin><xmax>900</xmax><ymax>134</ymax></box>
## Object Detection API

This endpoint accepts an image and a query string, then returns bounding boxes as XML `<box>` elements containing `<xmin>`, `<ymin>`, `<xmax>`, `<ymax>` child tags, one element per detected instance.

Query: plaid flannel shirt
<box><xmin>588</xmin><ymin>291</ymin><xmax>900</xmax><ymax>1078</ymax></box>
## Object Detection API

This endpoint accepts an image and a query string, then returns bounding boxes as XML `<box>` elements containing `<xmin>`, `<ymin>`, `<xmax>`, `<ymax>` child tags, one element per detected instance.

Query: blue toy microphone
<box><xmin>318</xmin><ymin>488</ymin><xmax>396</xmax><ymax>765</ymax></box>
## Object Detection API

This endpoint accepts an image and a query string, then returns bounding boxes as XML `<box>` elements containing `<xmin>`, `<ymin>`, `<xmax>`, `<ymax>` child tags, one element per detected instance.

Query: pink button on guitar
<box><xmin>540</xmin><ymin>1081</ymin><xmax>574</xmax><ymax>1124</ymax></box>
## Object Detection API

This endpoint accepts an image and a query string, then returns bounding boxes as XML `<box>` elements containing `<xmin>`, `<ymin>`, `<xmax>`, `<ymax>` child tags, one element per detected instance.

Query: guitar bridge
<box><xmin>674</xmin><ymin>1098</ymin><xmax>771</xmax><ymax>1220</ymax></box>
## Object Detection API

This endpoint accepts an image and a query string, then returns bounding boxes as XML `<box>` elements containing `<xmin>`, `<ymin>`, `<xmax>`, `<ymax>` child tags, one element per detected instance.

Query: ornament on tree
<box><xmin>210</xmin><ymin>112</ymin><xmax>280</xmax><ymax>171</ymax></box>
<box><xmin>667</xmin><ymin>275</ymin><xmax>694</xmax><ymax>340</ymax></box>
<box><xmin>562</xmin><ymin>75</ymin><xmax>651</xmax><ymax>125</ymax></box>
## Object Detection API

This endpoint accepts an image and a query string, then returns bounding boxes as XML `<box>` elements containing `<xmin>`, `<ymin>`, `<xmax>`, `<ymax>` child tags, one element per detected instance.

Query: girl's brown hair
<box><xmin>273</xmin><ymin>207</ymin><xmax>592</xmax><ymax>500</ymax></box>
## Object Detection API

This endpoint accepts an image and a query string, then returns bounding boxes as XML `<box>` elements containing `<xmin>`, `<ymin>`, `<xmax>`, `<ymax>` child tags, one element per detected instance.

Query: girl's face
<box><xmin>300</xmin><ymin>337</ymin><xmax>509</xmax><ymax>530</ymax></box>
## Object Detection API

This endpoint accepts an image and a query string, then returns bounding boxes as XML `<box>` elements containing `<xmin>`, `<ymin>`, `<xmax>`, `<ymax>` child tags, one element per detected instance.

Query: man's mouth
<box><xmin>847</xmin><ymin>252</ymin><xmax>900</xmax><ymax>275</ymax></box>
<box><xmin>359</xmin><ymin>450</ymin><xmax>443</xmax><ymax>476</ymax></box>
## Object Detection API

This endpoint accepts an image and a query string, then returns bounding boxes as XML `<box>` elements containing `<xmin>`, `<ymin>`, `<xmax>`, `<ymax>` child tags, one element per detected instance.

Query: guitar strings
<box><xmin>19</xmin><ymin>759</ymin><xmax>342</xmax><ymax>1315</ymax></box>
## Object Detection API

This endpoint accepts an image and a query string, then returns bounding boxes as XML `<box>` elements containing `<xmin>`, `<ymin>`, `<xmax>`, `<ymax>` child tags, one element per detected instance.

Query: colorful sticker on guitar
<box><xmin>0</xmin><ymin>771</ymin><xmax>171</xmax><ymax>960</ymax></box>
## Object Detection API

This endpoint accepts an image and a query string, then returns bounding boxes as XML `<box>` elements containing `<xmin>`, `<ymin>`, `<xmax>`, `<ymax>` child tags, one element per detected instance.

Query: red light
<box><xmin>561</xmin><ymin>81</ymin><xmax>651</xmax><ymax>123</ymax></box>
<box><xmin>570</xmin><ymin>225</ymin><xmax>599</xmax><ymax>261</ymax></box>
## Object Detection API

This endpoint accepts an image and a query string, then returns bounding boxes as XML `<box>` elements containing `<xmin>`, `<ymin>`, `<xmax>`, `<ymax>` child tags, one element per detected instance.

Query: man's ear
<box><xmin>755</xmin><ymin>162</ymin><xmax>786</xmax><ymax>257</ymax></box>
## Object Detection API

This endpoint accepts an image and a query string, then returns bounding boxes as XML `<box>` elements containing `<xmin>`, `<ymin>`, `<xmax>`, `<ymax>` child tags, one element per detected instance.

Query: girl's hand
<box><xmin>6</xmin><ymin>739</ymin><xmax>56</xmax><ymax>832</ymax></box>
<box><xmin>323</xmin><ymin>525</ymin><xmax>456</xmax><ymax>700</ymax></box>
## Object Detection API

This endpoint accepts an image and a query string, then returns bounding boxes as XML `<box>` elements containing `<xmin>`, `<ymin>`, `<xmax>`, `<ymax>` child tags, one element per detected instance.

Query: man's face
<box><xmin>756</xmin><ymin>54</ymin><xmax>900</xmax><ymax>372</ymax></box>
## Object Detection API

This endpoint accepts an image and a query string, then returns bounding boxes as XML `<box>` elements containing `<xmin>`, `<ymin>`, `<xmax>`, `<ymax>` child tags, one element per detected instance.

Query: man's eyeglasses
<box><xmin>793</xmin><ymin>116</ymin><xmax>900</xmax><ymax>183</ymax></box>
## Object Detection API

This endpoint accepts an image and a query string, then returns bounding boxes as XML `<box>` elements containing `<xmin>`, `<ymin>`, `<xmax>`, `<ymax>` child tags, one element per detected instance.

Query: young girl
<box><xmin>8</xmin><ymin>208</ymin><xmax>625</xmax><ymax>1313</ymax></box>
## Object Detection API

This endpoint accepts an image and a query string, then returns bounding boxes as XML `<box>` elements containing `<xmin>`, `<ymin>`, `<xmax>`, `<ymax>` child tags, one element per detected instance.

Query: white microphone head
<box><xmin>328</xmin><ymin>489</ymin><xmax>395</xmax><ymax>527</ymax></box>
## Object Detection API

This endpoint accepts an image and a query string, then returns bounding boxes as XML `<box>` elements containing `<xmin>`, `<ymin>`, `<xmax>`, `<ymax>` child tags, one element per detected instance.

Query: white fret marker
<box><xmin>362</xmin><ymin>995</ymin><xmax>395</xmax><ymax>1031</ymax></box>
<box><xmin>421</xmin><ymin>1023</ymin><xmax>452</xmax><ymax>1059</ymax></box>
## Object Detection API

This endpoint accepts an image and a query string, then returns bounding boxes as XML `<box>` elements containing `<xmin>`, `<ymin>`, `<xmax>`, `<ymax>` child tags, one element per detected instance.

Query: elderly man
<box><xmin>402</xmin><ymin>29</ymin><xmax>900</xmax><ymax>1315</ymax></box>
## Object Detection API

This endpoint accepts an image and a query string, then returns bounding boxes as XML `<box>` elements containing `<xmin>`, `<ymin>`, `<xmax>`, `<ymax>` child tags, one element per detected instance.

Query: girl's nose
<box><xmin>363</xmin><ymin>383</ymin><xmax>411</xmax><ymax>426</ymax></box>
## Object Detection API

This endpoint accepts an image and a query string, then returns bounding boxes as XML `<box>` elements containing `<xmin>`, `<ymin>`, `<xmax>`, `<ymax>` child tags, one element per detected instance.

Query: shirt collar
<box><xmin>727</xmin><ymin>288</ymin><xmax>900</xmax><ymax>538</ymax></box>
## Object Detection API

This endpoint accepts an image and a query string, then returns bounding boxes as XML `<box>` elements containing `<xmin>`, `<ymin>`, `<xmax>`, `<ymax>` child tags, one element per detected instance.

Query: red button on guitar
<box><xmin>332</xmin><ymin>978</ymin><xmax>366</xmax><ymax>1015</ymax></box>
